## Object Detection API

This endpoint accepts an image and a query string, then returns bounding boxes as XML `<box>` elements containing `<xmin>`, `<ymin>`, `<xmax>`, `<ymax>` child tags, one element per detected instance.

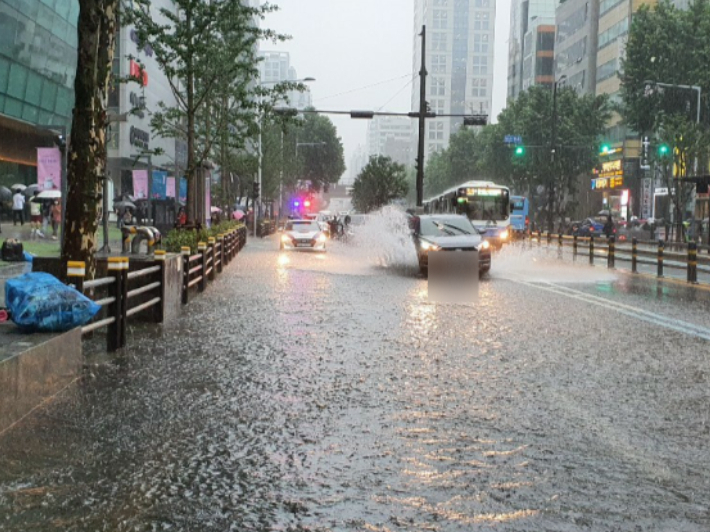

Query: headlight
<box><xmin>479</xmin><ymin>240</ymin><xmax>490</xmax><ymax>250</ymax></box>
<box><xmin>281</xmin><ymin>234</ymin><xmax>292</xmax><ymax>243</ymax></box>
<box><xmin>500</xmin><ymin>230</ymin><xmax>509</xmax><ymax>240</ymax></box>
<box><xmin>317</xmin><ymin>233</ymin><xmax>327</xmax><ymax>242</ymax></box>
<box><xmin>420</xmin><ymin>241</ymin><xmax>440</xmax><ymax>251</ymax></box>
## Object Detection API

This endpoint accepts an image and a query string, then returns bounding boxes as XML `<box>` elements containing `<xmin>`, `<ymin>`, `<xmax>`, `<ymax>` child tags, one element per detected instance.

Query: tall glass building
<box><xmin>0</xmin><ymin>0</ymin><xmax>78</xmax><ymax>188</ymax></box>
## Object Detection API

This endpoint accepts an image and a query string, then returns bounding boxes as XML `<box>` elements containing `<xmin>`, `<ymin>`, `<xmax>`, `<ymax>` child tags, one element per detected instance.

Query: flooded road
<box><xmin>1</xmin><ymin>212</ymin><xmax>709</xmax><ymax>531</ymax></box>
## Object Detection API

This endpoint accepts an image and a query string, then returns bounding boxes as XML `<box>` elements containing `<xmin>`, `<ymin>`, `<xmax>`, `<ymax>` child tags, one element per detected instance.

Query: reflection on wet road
<box><xmin>1</xmin><ymin>219</ymin><xmax>709</xmax><ymax>531</ymax></box>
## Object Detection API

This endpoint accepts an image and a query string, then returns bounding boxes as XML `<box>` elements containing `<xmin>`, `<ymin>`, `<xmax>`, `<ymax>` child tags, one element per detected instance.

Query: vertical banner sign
<box><xmin>36</xmin><ymin>147</ymin><xmax>62</xmax><ymax>191</ymax></box>
<box><xmin>132</xmin><ymin>169</ymin><xmax>148</xmax><ymax>199</ymax></box>
<box><xmin>151</xmin><ymin>170</ymin><xmax>167</xmax><ymax>199</ymax></box>
<box><xmin>642</xmin><ymin>178</ymin><xmax>653</xmax><ymax>220</ymax></box>
<box><xmin>205</xmin><ymin>176</ymin><xmax>211</xmax><ymax>226</ymax></box>
<box><xmin>179</xmin><ymin>178</ymin><xmax>187</xmax><ymax>204</ymax></box>
<box><xmin>166</xmin><ymin>177</ymin><xmax>176</xmax><ymax>198</ymax></box>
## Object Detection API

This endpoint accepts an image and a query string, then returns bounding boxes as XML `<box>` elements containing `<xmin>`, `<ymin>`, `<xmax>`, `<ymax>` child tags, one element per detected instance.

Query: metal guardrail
<box><xmin>522</xmin><ymin>230</ymin><xmax>710</xmax><ymax>285</ymax></box>
<box><xmin>66</xmin><ymin>226</ymin><xmax>247</xmax><ymax>352</ymax></box>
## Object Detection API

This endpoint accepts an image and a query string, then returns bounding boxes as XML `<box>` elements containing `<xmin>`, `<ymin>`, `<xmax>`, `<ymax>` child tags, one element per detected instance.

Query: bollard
<box><xmin>687</xmin><ymin>241</ymin><xmax>698</xmax><ymax>283</ymax></box>
<box><xmin>631</xmin><ymin>237</ymin><xmax>638</xmax><ymax>273</ymax></box>
<box><xmin>547</xmin><ymin>231</ymin><xmax>551</xmax><ymax>245</ymax></box>
<box><xmin>589</xmin><ymin>235</ymin><xmax>594</xmax><ymax>264</ymax></box>
<box><xmin>558</xmin><ymin>232</ymin><xmax>563</xmax><ymax>247</ymax></box>
<box><xmin>657</xmin><ymin>240</ymin><xmax>664</xmax><ymax>278</ymax></box>
<box><xmin>106</xmin><ymin>257</ymin><xmax>126</xmax><ymax>351</ymax></box>
<box><xmin>217</xmin><ymin>234</ymin><xmax>224</xmax><ymax>272</ymax></box>
<box><xmin>181</xmin><ymin>246</ymin><xmax>191</xmax><ymax>305</ymax></box>
<box><xmin>153</xmin><ymin>250</ymin><xmax>166</xmax><ymax>323</ymax></box>
<box><xmin>198</xmin><ymin>241</ymin><xmax>208</xmax><ymax>291</ymax></box>
<box><xmin>607</xmin><ymin>235</ymin><xmax>615</xmax><ymax>269</ymax></box>
<box><xmin>66</xmin><ymin>260</ymin><xmax>86</xmax><ymax>293</ymax></box>
<box><xmin>537</xmin><ymin>229</ymin><xmax>542</xmax><ymax>246</ymax></box>
<box><xmin>573</xmin><ymin>234</ymin><xmax>578</xmax><ymax>259</ymax></box>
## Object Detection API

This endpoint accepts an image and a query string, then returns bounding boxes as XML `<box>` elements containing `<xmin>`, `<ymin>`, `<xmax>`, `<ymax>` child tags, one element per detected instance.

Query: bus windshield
<box><xmin>459</xmin><ymin>189</ymin><xmax>510</xmax><ymax>222</ymax></box>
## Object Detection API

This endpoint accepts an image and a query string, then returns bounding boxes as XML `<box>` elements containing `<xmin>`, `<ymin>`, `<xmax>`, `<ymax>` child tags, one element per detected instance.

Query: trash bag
<box><xmin>1</xmin><ymin>239</ymin><xmax>24</xmax><ymax>262</ymax></box>
<box><xmin>23</xmin><ymin>251</ymin><xmax>33</xmax><ymax>263</ymax></box>
<box><xmin>5</xmin><ymin>272</ymin><xmax>101</xmax><ymax>332</ymax></box>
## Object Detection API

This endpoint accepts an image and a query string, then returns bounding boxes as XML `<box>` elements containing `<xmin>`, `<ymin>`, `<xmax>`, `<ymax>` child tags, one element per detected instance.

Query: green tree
<box><xmin>63</xmin><ymin>0</ymin><xmax>120</xmax><ymax>277</ymax></box>
<box><xmin>352</xmin><ymin>156</ymin><xmax>408</xmax><ymax>213</ymax></box>
<box><xmin>296</xmin><ymin>110</ymin><xmax>346</xmax><ymax>192</ymax></box>
<box><xmin>127</xmin><ymin>0</ymin><xmax>284</xmax><ymax>223</ymax></box>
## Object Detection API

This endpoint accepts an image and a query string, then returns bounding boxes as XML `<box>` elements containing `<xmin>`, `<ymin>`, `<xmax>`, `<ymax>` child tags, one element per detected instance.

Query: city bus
<box><xmin>510</xmin><ymin>195</ymin><xmax>530</xmax><ymax>236</ymax></box>
<box><xmin>425</xmin><ymin>181</ymin><xmax>512</xmax><ymax>249</ymax></box>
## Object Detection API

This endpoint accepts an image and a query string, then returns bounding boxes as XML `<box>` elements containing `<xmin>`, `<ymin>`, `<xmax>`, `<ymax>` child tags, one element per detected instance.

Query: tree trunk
<box><xmin>63</xmin><ymin>0</ymin><xmax>119</xmax><ymax>279</ymax></box>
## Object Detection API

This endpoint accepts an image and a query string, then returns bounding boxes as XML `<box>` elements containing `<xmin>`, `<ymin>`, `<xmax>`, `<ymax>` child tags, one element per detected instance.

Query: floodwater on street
<box><xmin>1</xmin><ymin>209</ymin><xmax>709</xmax><ymax>531</ymax></box>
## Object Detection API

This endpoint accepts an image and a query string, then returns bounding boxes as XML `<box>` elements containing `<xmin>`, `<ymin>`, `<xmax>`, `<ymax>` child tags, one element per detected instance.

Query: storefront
<box><xmin>592</xmin><ymin>159</ymin><xmax>631</xmax><ymax>220</ymax></box>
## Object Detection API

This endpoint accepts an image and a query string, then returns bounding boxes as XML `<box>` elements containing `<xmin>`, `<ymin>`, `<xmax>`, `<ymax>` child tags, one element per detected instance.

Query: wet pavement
<box><xmin>1</xmin><ymin>210</ymin><xmax>709</xmax><ymax>531</ymax></box>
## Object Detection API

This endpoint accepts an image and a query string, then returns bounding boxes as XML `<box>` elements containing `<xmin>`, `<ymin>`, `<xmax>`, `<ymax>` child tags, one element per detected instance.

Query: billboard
<box><xmin>132</xmin><ymin>169</ymin><xmax>148</xmax><ymax>199</ymax></box>
<box><xmin>36</xmin><ymin>147</ymin><xmax>62</xmax><ymax>191</ymax></box>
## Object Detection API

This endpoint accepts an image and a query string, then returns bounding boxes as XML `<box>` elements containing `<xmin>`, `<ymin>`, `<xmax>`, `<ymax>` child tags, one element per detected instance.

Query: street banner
<box><xmin>179</xmin><ymin>178</ymin><xmax>187</xmax><ymax>204</ymax></box>
<box><xmin>36</xmin><ymin>147</ymin><xmax>61</xmax><ymax>191</ymax></box>
<box><xmin>166</xmin><ymin>177</ymin><xmax>176</xmax><ymax>198</ymax></box>
<box><xmin>205</xmin><ymin>175</ymin><xmax>211</xmax><ymax>226</ymax></box>
<box><xmin>132</xmin><ymin>169</ymin><xmax>148</xmax><ymax>199</ymax></box>
<box><xmin>151</xmin><ymin>170</ymin><xmax>167</xmax><ymax>199</ymax></box>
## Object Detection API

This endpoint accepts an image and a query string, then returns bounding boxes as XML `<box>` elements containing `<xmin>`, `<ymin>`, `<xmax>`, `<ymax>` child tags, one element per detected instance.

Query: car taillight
<box><xmin>525</xmin><ymin>216</ymin><xmax>529</xmax><ymax>227</ymax></box>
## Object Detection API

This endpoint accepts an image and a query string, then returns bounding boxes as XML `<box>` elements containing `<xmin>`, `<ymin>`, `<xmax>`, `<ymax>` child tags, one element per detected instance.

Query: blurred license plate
<box><xmin>297</xmin><ymin>243</ymin><xmax>311</xmax><ymax>247</ymax></box>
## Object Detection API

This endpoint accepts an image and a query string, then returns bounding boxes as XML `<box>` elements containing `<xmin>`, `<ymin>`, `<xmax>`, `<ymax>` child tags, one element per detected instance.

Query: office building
<box><xmin>554</xmin><ymin>0</ymin><xmax>599</xmax><ymax>94</ymax></box>
<box><xmin>367</xmin><ymin>116</ymin><xmax>412</xmax><ymax>167</ymax></box>
<box><xmin>508</xmin><ymin>0</ymin><xmax>558</xmax><ymax>100</ymax></box>
<box><xmin>521</xmin><ymin>20</ymin><xmax>556</xmax><ymax>91</ymax></box>
<box><xmin>0</xmin><ymin>1</ymin><xmax>78</xmax><ymax>188</ymax></box>
<box><xmin>412</xmin><ymin>0</ymin><xmax>496</xmax><ymax>157</ymax></box>
<box><xmin>258</xmin><ymin>51</ymin><xmax>312</xmax><ymax>110</ymax></box>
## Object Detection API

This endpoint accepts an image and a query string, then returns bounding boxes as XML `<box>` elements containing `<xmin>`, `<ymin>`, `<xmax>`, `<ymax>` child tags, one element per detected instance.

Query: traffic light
<box><xmin>658</xmin><ymin>143</ymin><xmax>670</xmax><ymax>157</ymax></box>
<box><xmin>514</xmin><ymin>146</ymin><xmax>525</xmax><ymax>157</ymax></box>
<box><xmin>600</xmin><ymin>143</ymin><xmax>611</xmax><ymax>155</ymax></box>
<box><xmin>252</xmin><ymin>181</ymin><xmax>260</xmax><ymax>198</ymax></box>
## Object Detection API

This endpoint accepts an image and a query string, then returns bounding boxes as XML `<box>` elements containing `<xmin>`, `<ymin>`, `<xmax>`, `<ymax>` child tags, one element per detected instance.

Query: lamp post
<box><xmin>255</xmin><ymin>77</ymin><xmax>315</xmax><ymax>237</ymax></box>
<box><xmin>549</xmin><ymin>75</ymin><xmax>567</xmax><ymax>231</ymax></box>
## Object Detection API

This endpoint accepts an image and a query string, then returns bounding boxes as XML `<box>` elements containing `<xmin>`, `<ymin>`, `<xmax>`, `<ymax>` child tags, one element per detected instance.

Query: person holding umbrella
<box><xmin>49</xmin><ymin>199</ymin><xmax>61</xmax><ymax>239</ymax></box>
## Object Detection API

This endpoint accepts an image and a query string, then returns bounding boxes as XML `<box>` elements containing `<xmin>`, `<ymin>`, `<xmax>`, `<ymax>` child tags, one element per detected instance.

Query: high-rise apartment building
<box><xmin>258</xmin><ymin>51</ymin><xmax>312</xmax><ymax>110</ymax></box>
<box><xmin>508</xmin><ymin>0</ymin><xmax>558</xmax><ymax>100</ymax></box>
<box><xmin>554</xmin><ymin>0</ymin><xmax>599</xmax><ymax>94</ymax></box>
<box><xmin>367</xmin><ymin>116</ymin><xmax>412</xmax><ymax>167</ymax></box>
<box><xmin>412</xmin><ymin>0</ymin><xmax>496</xmax><ymax>157</ymax></box>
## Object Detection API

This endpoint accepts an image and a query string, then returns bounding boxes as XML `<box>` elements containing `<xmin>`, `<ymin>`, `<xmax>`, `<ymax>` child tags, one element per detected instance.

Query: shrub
<box><xmin>163</xmin><ymin>221</ymin><xmax>244</xmax><ymax>254</ymax></box>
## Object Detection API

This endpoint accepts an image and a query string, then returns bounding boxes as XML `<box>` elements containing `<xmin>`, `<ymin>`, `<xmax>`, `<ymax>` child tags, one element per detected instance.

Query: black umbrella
<box><xmin>23</xmin><ymin>184</ymin><xmax>40</xmax><ymax>197</ymax></box>
<box><xmin>0</xmin><ymin>186</ymin><xmax>12</xmax><ymax>201</ymax></box>
<box><xmin>113</xmin><ymin>200</ymin><xmax>137</xmax><ymax>210</ymax></box>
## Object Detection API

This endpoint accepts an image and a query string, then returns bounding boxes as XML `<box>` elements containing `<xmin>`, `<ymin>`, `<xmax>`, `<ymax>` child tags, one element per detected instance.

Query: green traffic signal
<box><xmin>514</xmin><ymin>146</ymin><xmax>525</xmax><ymax>156</ymax></box>
<box><xmin>658</xmin><ymin>144</ymin><xmax>670</xmax><ymax>156</ymax></box>
<box><xmin>600</xmin><ymin>143</ymin><xmax>611</xmax><ymax>155</ymax></box>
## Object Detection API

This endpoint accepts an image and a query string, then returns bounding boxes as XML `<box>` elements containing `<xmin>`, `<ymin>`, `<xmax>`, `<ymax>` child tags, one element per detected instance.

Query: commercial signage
<box><xmin>129</xmin><ymin>28</ymin><xmax>154</xmax><ymax>57</ymax></box>
<box><xmin>166</xmin><ymin>177</ymin><xmax>176</xmax><ymax>198</ymax></box>
<box><xmin>129</xmin><ymin>92</ymin><xmax>146</xmax><ymax>119</ymax></box>
<box><xmin>599</xmin><ymin>159</ymin><xmax>623</xmax><ymax>178</ymax></box>
<box><xmin>463</xmin><ymin>187</ymin><xmax>502</xmax><ymax>196</ymax></box>
<box><xmin>655</xmin><ymin>187</ymin><xmax>669</xmax><ymax>196</ymax></box>
<box><xmin>129</xmin><ymin>60</ymin><xmax>148</xmax><ymax>87</ymax></box>
<box><xmin>641</xmin><ymin>178</ymin><xmax>652</xmax><ymax>219</ymax></box>
<box><xmin>504</xmin><ymin>135</ymin><xmax>522</xmax><ymax>144</ymax></box>
<box><xmin>151</xmin><ymin>170</ymin><xmax>168</xmax><ymax>199</ymax></box>
<box><xmin>179</xmin><ymin>178</ymin><xmax>187</xmax><ymax>204</ymax></box>
<box><xmin>129</xmin><ymin>126</ymin><xmax>150</xmax><ymax>149</ymax></box>
<box><xmin>36</xmin><ymin>147</ymin><xmax>61</xmax><ymax>191</ymax></box>
<box><xmin>591</xmin><ymin>176</ymin><xmax>624</xmax><ymax>190</ymax></box>
<box><xmin>132</xmin><ymin>169</ymin><xmax>149</xmax><ymax>199</ymax></box>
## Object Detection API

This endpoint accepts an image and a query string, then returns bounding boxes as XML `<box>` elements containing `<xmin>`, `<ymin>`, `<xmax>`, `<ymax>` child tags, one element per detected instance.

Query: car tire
<box><xmin>419</xmin><ymin>265</ymin><xmax>428</xmax><ymax>277</ymax></box>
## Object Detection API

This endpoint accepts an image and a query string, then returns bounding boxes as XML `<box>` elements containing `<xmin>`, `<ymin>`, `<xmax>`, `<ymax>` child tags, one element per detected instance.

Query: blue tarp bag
<box><xmin>5</xmin><ymin>272</ymin><xmax>101</xmax><ymax>332</ymax></box>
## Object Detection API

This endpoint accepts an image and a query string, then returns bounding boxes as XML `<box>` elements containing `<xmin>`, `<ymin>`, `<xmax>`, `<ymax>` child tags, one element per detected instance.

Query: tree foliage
<box><xmin>352</xmin><ymin>156</ymin><xmax>408</xmax><ymax>213</ymax></box>
<box><xmin>126</xmin><ymin>0</ymin><xmax>285</xmax><ymax>222</ymax></box>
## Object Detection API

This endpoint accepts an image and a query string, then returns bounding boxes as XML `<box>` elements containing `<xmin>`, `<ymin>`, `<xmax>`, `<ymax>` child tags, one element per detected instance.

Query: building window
<box><xmin>473</xmin><ymin>34</ymin><xmax>489</xmax><ymax>53</ymax></box>
<box><xmin>600</xmin><ymin>0</ymin><xmax>625</xmax><ymax>17</ymax></box>
<box><xmin>432</xmin><ymin>55</ymin><xmax>447</xmax><ymax>74</ymax></box>
<box><xmin>474</xmin><ymin>12</ymin><xmax>490</xmax><ymax>31</ymax></box>
<box><xmin>596</xmin><ymin>58</ymin><xmax>617</xmax><ymax>83</ymax></box>
<box><xmin>472</xmin><ymin>56</ymin><xmax>488</xmax><ymax>76</ymax></box>
<box><xmin>433</xmin><ymin>0</ymin><xmax>448</xmax><ymax>5</ymax></box>
<box><xmin>475</xmin><ymin>0</ymin><xmax>490</xmax><ymax>6</ymax></box>
<box><xmin>598</xmin><ymin>18</ymin><xmax>629</xmax><ymax>50</ymax></box>
<box><xmin>433</xmin><ymin>10</ymin><xmax>448</xmax><ymax>29</ymax></box>
<box><xmin>431</xmin><ymin>78</ymin><xmax>446</xmax><ymax>96</ymax></box>
<box><xmin>471</xmin><ymin>78</ymin><xmax>487</xmax><ymax>97</ymax></box>
<box><xmin>432</xmin><ymin>32</ymin><xmax>447</xmax><ymax>51</ymax></box>
<box><xmin>428</xmin><ymin>121</ymin><xmax>444</xmax><ymax>140</ymax></box>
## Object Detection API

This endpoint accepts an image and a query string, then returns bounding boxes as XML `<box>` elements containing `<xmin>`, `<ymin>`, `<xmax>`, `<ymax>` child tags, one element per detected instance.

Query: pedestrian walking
<box><xmin>49</xmin><ymin>199</ymin><xmax>61</xmax><ymax>239</ymax></box>
<box><xmin>29</xmin><ymin>191</ymin><xmax>45</xmax><ymax>240</ymax></box>
<box><xmin>12</xmin><ymin>189</ymin><xmax>25</xmax><ymax>225</ymax></box>
<box><xmin>603</xmin><ymin>215</ymin><xmax>615</xmax><ymax>238</ymax></box>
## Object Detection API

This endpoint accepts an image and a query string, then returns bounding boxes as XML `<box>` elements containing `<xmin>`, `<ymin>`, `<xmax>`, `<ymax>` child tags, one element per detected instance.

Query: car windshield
<box><xmin>286</xmin><ymin>221</ymin><xmax>320</xmax><ymax>233</ymax></box>
<box><xmin>420</xmin><ymin>217</ymin><xmax>476</xmax><ymax>236</ymax></box>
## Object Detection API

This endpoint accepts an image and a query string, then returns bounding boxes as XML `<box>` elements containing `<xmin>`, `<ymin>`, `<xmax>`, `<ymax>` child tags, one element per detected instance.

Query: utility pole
<box><xmin>416</xmin><ymin>25</ymin><xmax>427</xmax><ymax>207</ymax></box>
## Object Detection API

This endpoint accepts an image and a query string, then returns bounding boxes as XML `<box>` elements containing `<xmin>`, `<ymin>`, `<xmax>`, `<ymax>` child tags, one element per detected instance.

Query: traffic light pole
<box><xmin>416</xmin><ymin>25</ymin><xmax>427</xmax><ymax>207</ymax></box>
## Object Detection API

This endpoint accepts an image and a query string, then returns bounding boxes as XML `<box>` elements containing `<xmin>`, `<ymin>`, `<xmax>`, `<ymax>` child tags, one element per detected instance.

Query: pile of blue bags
<box><xmin>5</xmin><ymin>272</ymin><xmax>101</xmax><ymax>332</ymax></box>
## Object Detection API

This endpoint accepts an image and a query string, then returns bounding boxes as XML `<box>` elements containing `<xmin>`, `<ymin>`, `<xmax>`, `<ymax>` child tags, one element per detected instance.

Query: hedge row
<box><xmin>163</xmin><ymin>221</ymin><xmax>245</xmax><ymax>254</ymax></box>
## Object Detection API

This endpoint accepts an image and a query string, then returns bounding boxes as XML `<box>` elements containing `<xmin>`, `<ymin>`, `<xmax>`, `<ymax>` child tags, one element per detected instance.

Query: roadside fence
<box><xmin>66</xmin><ymin>226</ymin><xmax>247</xmax><ymax>352</ymax></box>
<box><xmin>522</xmin><ymin>229</ymin><xmax>710</xmax><ymax>285</ymax></box>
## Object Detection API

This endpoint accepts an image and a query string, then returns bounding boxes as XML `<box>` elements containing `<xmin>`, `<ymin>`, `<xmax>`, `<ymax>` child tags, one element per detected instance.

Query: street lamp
<box><xmin>255</xmin><ymin>77</ymin><xmax>315</xmax><ymax>237</ymax></box>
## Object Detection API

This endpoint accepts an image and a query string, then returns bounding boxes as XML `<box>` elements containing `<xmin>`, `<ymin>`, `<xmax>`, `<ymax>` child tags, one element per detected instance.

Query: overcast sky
<box><xmin>260</xmin><ymin>0</ymin><xmax>511</xmax><ymax>180</ymax></box>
